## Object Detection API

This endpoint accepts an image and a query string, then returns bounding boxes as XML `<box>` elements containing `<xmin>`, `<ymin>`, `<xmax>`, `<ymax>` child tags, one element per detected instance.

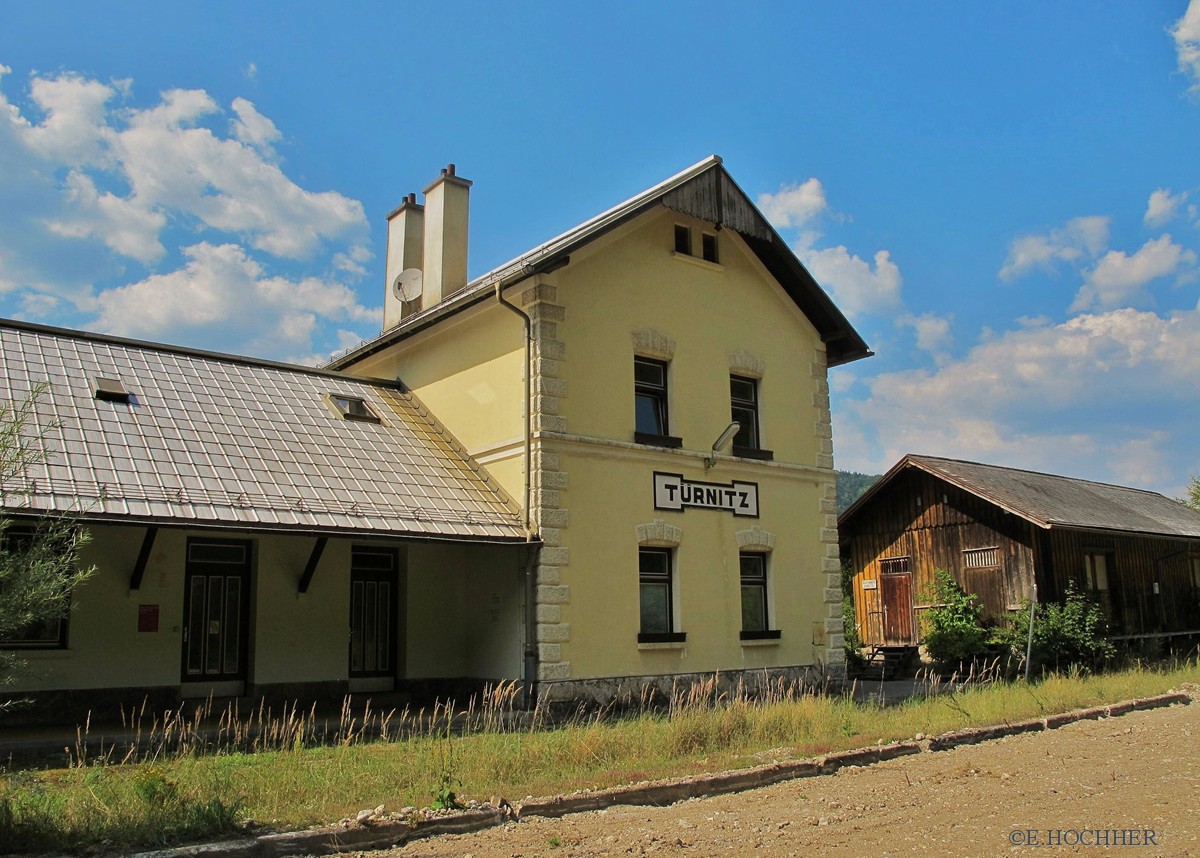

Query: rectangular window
<box><xmin>674</xmin><ymin>224</ymin><xmax>692</xmax><ymax>255</ymax></box>
<box><xmin>701</xmin><ymin>232</ymin><xmax>719</xmax><ymax>263</ymax></box>
<box><xmin>0</xmin><ymin>528</ymin><xmax>69</xmax><ymax>649</ymax></box>
<box><xmin>1084</xmin><ymin>552</ymin><xmax>1109</xmax><ymax>592</ymax></box>
<box><xmin>634</xmin><ymin>357</ymin><xmax>680</xmax><ymax>446</ymax></box>
<box><xmin>730</xmin><ymin>375</ymin><xmax>760</xmax><ymax>451</ymax></box>
<box><xmin>739</xmin><ymin>552</ymin><xmax>776</xmax><ymax>640</ymax></box>
<box><xmin>1191</xmin><ymin>557</ymin><xmax>1200</xmax><ymax>590</ymax></box>
<box><xmin>1084</xmin><ymin>550</ymin><xmax>1119</xmax><ymax>631</ymax></box>
<box><xmin>638</xmin><ymin>548</ymin><xmax>683</xmax><ymax>642</ymax></box>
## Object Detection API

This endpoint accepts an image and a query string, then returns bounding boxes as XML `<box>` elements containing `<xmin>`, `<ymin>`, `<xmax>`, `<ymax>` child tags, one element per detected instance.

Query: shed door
<box><xmin>881</xmin><ymin>571</ymin><xmax>915</xmax><ymax>645</ymax></box>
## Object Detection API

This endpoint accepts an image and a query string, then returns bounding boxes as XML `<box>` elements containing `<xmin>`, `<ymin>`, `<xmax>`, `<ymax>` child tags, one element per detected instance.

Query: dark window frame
<box><xmin>673</xmin><ymin>224</ymin><xmax>692</xmax><ymax>255</ymax></box>
<box><xmin>701</xmin><ymin>232</ymin><xmax>719</xmax><ymax>263</ymax></box>
<box><xmin>0</xmin><ymin>527</ymin><xmax>72</xmax><ymax>650</ymax></box>
<box><xmin>638</xmin><ymin>547</ymin><xmax>685</xmax><ymax>643</ymax></box>
<box><xmin>730</xmin><ymin>375</ymin><xmax>773</xmax><ymax>460</ymax></box>
<box><xmin>739</xmin><ymin>551</ymin><xmax>780</xmax><ymax>639</ymax></box>
<box><xmin>634</xmin><ymin>357</ymin><xmax>682</xmax><ymax>447</ymax></box>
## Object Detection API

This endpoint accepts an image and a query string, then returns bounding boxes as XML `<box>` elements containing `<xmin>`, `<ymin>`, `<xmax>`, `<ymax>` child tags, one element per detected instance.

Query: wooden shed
<box><xmin>839</xmin><ymin>455</ymin><xmax>1200</xmax><ymax>648</ymax></box>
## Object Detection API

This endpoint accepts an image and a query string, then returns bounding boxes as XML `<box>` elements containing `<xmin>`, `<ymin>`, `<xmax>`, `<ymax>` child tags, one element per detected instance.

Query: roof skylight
<box><xmin>330</xmin><ymin>394</ymin><xmax>380</xmax><ymax>424</ymax></box>
<box><xmin>93</xmin><ymin>377</ymin><xmax>131</xmax><ymax>403</ymax></box>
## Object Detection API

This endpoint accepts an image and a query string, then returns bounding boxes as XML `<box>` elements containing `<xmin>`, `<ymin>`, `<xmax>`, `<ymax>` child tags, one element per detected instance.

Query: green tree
<box><xmin>1185</xmin><ymin>475</ymin><xmax>1200</xmax><ymax>511</ymax></box>
<box><xmin>0</xmin><ymin>386</ymin><xmax>94</xmax><ymax>713</ymax></box>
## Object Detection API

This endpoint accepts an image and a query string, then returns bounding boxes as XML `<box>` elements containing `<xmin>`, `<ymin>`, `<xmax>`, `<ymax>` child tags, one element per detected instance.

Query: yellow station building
<box><xmin>1</xmin><ymin>156</ymin><xmax>869</xmax><ymax>719</ymax></box>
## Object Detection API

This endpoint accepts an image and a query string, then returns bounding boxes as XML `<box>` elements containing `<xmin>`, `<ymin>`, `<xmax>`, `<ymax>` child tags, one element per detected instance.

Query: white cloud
<box><xmin>1070</xmin><ymin>234</ymin><xmax>1197</xmax><ymax>311</ymax></box>
<box><xmin>998</xmin><ymin>216</ymin><xmax>1110</xmax><ymax>281</ymax></box>
<box><xmin>1</xmin><ymin>70</ymin><xmax>367</xmax><ymax>266</ymax></box>
<box><xmin>897</xmin><ymin>312</ymin><xmax>953</xmax><ymax>359</ymax></box>
<box><xmin>44</xmin><ymin>170</ymin><xmax>167</xmax><ymax>262</ymax></box>
<box><xmin>801</xmin><ymin>245</ymin><xmax>902</xmax><ymax>316</ymax></box>
<box><xmin>834</xmin><ymin>307</ymin><xmax>1200</xmax><ymax>488</ymax></box>
<box><xmin>19</xmin><ymin>71</ymin><xmax>116</xmax><ymax>166</ymax></box>
<box><xmin>757</xmin><ymin>178</ymin><xmax>827</xmax><ymax>229</ymax></box>
<box><xmin>230</xmin><ymin>97</ymin><xmax>281</xmax><ymax>154</ymax></box>
<box><xmin>91</xmin><ymin>242</ymin><xmax>378</xmax><ymax>356</ymax></box>
<box><xmin>1172</xmin><ymin>0</ymin><xmax>1200</xmax><ymax>93</ymax></box>
<box><xmin>0</xmin><ymin>65</ymin><xmax>379</xmax><ymax>358</ymax></box>
<box><xmin>1145</xmin><ymin>188</ymin><xmax>1187</xmax><ymax>226</ymax></box>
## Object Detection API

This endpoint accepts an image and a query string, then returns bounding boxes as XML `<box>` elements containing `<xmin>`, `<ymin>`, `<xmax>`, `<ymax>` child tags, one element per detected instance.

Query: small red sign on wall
<box><xmin>138</xmin><ymin>604</ymin><xmax>159</xmax><ymax>633</ymax></box>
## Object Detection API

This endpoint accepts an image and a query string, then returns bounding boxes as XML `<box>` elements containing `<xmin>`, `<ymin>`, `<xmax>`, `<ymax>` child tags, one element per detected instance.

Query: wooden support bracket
<box><xmin>129</xmin><ymin>526</ymin><xmax>158</xmax><ymax>591</ymax></box>
<box><xmin>298</xmin><ymin>536</ymin><xmax>327</xmax><ymax>594</ymax></box>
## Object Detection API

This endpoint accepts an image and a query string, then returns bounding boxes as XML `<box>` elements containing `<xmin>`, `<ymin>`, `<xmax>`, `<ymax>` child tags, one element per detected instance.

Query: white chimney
<box><xmin>422</xmin><ymin>163</ymin><xmax>472</xmax><ymax>307</ymax></box>
<box><xmin>383</xmin><ymin>193</ymin><xmax>424</xmax><ymax>330</ymax></box>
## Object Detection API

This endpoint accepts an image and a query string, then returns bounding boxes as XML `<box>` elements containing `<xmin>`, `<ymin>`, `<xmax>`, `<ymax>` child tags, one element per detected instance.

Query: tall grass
<box><xmin>2</xmin><ymin>661</ymin><xmax>1197</xmax><ymax>854</ymax></box>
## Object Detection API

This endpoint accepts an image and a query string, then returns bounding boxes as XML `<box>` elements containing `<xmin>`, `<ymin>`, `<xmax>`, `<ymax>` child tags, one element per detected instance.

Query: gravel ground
<box><xmin>350</xmin><ymin>699</ymin><xmax>1198</xmax><ymax>857</ymax></box>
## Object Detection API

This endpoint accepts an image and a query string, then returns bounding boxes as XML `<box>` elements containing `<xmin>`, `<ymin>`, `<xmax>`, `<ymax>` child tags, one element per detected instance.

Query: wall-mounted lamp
<box><xmin>704</xmin><ymin>421</ymin><xmax>741</xmax><ymax>469</ymax></box>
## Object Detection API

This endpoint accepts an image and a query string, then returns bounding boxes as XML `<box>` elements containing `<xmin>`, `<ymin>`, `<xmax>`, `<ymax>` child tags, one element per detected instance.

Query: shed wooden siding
<box><xmin>842</xmin><ymin>470</ymin><xmax>1040</xmax><ymax>646</ymax></box>
<box><xmin>1041</xmin><ymin>530</ymin><xmax>1200</xmax><ymax>636</ymax></box>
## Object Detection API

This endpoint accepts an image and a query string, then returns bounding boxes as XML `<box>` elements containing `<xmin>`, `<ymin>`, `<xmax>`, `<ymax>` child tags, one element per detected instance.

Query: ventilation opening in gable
<box><xmin>93</xmin><ymin>377</ymin><xmax>131</xmax><ymax>403</ymax></box>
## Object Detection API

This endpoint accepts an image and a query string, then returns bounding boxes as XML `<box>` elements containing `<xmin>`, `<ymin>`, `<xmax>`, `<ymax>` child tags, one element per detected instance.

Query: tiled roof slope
<box><xmin>899</xmin><ymin>455</ymin><xmax>1200</xmax><ymax>539</ymax></box>
<box><xmin>0</xmin><ymin>320</ymin><xmax>526</xmax><ymax>541</ymax></box>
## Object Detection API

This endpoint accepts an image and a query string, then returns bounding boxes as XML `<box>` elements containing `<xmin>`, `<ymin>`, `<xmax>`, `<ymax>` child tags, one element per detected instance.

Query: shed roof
<box><xmin>329</xmin><ymin>156</ymin><xmax>871</xmax><ymax>370</ymax></box>
<box><xmin>840</xmin><ymin>454</ymin><xmax>1200</xmax><ymax>540</ymax></box>
<box><xmin>0</xmin><ymin>319</ymin><xmax>526</xmax><ymax>541</ymax></box>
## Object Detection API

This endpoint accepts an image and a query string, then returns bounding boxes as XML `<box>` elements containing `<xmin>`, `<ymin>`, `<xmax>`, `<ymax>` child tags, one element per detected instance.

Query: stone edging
<box><xmin>130</xmin><ymin>692</ymin><xmax>1192</xmax><ymax>858</ymax></box>
<box><xmin>516</xmin><ymin>692</ymin><xmax>1190</xmax><ymax>818</ymax></box>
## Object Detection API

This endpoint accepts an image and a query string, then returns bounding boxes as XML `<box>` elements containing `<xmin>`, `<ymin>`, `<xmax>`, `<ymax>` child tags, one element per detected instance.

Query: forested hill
<box><xmin>836</xmin><ymin>471</ymin><xmax>881</xmax><ymax>515</ymax></box>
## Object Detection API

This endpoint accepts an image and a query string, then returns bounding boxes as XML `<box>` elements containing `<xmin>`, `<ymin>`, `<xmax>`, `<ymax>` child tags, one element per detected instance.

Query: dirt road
<box><xmin>363</xmin><ymin>700</ymin><xmax>1198</xmax><ymax>857</ymax></box>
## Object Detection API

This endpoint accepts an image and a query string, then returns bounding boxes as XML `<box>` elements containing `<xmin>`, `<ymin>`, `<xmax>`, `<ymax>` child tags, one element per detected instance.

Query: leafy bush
<box><xmin>1000</xmin><ymin>583</ymin><xmax>1115</xmax><ymax>673</ymax></box>
<box><xmin>920</xmin><ymin>570</ymin><xmax>992</xmax><ymax>670</ymax></box>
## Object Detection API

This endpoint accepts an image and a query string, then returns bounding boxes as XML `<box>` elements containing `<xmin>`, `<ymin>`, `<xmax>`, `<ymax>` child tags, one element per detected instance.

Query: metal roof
<box><xmin>329</xmin><ymin>156</ymin><xmax>871</xmax><ymax>370</ymax></box>
<box><xmin>841</xmin><ymin>454</ymin><xmax>1200</xmax><ymax>539</ymax></box>
<box><xmin>0</xmin><ymin>319</ymin><xmax>527</xmax><ymax>541</ymax></box>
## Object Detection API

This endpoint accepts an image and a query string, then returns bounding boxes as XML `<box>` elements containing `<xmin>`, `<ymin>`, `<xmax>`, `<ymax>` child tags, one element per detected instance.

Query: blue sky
<box><xmin>2</xmin><ymin>2</ymin><xmax>1200</xmax><ymax>496</ymax></box>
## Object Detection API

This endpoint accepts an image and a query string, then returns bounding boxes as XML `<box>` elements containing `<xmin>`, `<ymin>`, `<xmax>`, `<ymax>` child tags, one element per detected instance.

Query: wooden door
<box><xmin>881</xmin><ymin>571</ymin><xmax>915</xmax><ymax>645</ymax></box>
<box><xmin>182</xmin><ymin>540</ymin><xmax>250</xmax><ymax>681</ymax></box>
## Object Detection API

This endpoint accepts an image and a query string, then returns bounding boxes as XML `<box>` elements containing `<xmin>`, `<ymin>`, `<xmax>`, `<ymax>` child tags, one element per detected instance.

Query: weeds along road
<box><xmin>348</xmin><ymin>699</ymin><xmax>1198</xmax><ymax>857</ymax></box>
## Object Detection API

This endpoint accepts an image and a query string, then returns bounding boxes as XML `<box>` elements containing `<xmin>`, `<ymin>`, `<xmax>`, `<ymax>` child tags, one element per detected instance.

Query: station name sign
<box><xmin>653</xmin><ymin>472</ymin><xmax>759</xmax><ymax>517</ymax></box>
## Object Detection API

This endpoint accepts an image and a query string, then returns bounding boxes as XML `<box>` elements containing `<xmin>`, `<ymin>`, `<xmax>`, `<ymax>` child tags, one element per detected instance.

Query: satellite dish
<box><xmin>392</xmin><ymin>268</ymin><xmax>423</xmax><ymax>302</ymax></box>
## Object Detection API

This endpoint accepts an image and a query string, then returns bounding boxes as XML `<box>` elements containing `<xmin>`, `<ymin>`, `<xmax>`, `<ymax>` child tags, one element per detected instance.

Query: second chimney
<box><xmin>422</xmin><ymin>163</ymin><xmax>472</xmax><ymax>307</ymax></box>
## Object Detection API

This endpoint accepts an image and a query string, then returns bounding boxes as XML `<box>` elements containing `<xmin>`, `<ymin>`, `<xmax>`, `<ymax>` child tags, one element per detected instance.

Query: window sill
<box><xmin>634</xmin><ymin>432</ymin><xmax>683</xmax><ymax>449</ymax></box>
<box><xmin>638</xmin><ymin>632</ymin><xmax>687</xmax><ymax>646</ymax></box>
<box><xmin>732</xmin><ymin>447</ymin><xmax>774</xmax><ymax>461</ymax></box>
<box><xmin>671</xmin><ymin>251</ymin><xmax>723</xmax><ymax>272</ymax></box>
<box><xmin>740</xmin><ymin>629</ymin><xmax>782</xmax><ymax>642</ymax></box>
